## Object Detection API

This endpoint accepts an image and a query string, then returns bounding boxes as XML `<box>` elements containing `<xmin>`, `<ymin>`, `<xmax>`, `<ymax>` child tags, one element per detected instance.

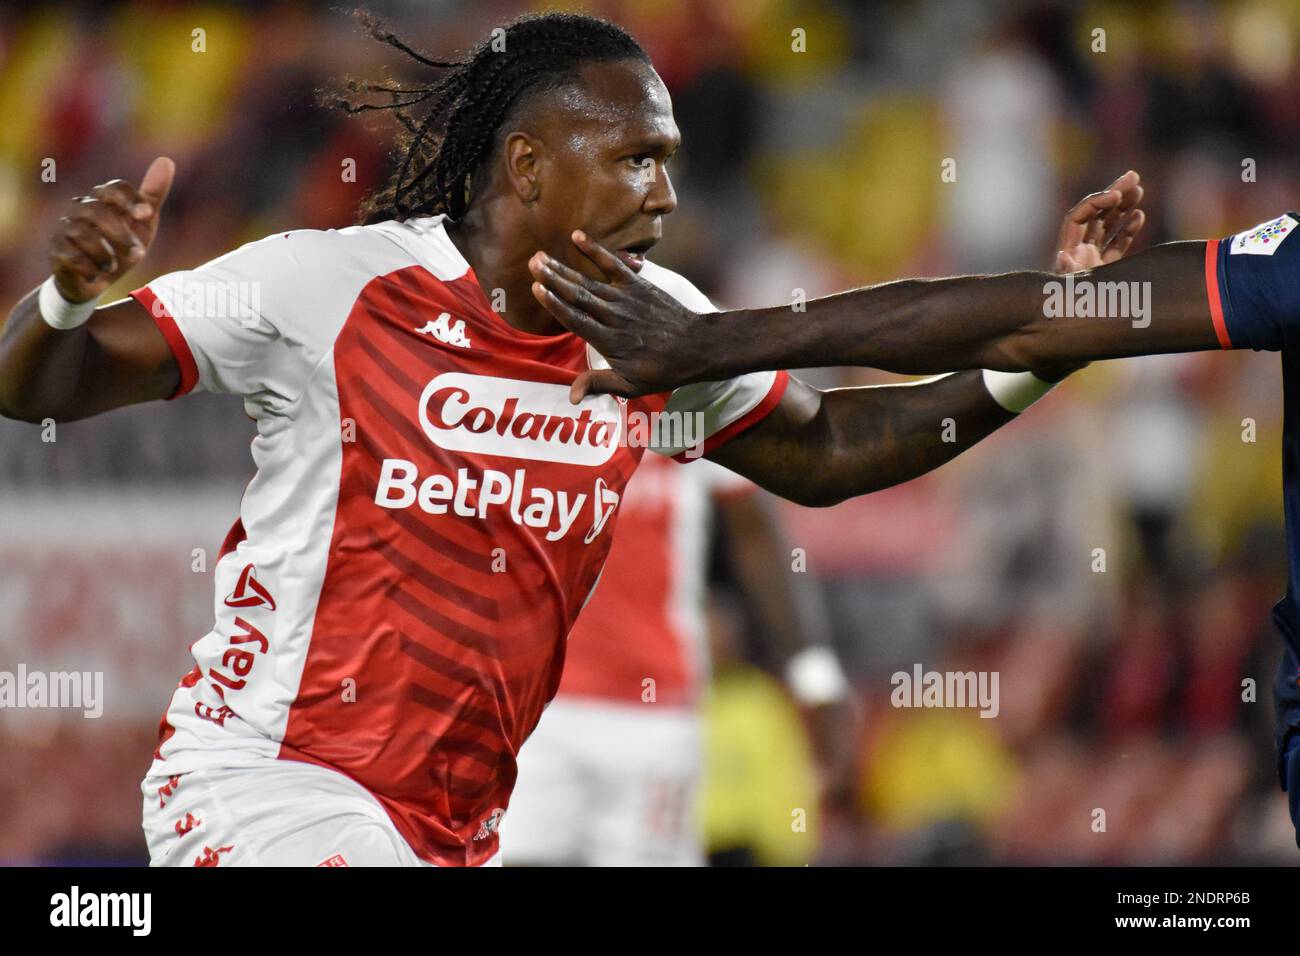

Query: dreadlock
<box><xmin>322</xmin><ymin>9</ymin><xmax>650</xmax><ymax>225</ymax></box>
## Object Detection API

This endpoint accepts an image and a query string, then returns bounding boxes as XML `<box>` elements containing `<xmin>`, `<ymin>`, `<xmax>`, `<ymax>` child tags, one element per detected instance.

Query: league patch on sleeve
<box><xmin>1230</xmin><ymin>213</ymin><xmax>1298</xmax><ymax>255</ymax></box>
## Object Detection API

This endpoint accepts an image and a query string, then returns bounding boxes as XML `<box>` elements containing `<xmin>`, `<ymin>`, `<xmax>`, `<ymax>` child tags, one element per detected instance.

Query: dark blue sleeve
<box><xmin>1214</xmin><ymin>212</ymin><xmax>1300</xmax><ymax>352</ymax></box>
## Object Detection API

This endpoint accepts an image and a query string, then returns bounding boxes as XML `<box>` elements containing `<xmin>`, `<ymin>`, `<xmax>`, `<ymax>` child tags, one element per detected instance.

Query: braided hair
<box><xmin>323</xmin><ymin>9</ymin><xmax>650</xmax><ymax>224</ymax></box>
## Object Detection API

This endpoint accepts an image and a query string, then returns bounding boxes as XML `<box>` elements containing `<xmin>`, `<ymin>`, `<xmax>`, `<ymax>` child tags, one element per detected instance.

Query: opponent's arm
<box><xmin>725</xmin><ymin>239</ymin><xmax>1216</xmax><ymax>378</ymax></box>
<box><xmin>702</xmin><ymin>176</ymin><xmax>1153</xmax><ymax>506</ymax></box>
<box><xmin>0</xmin><ymin>158</ymin><xmax>178</xmax><ymax>423</ymax></box>
<box><xmin>526</xmin><ymin>171</ymin><xmax>1232</xmax><ymax>397</ymax></box>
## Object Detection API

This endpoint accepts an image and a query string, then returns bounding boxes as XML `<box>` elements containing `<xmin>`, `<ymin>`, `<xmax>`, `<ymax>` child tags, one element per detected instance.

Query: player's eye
<box><xmin>626</xmin><ymin>154</ymin><xmax>654</xmax><ymax>170</ymax></box>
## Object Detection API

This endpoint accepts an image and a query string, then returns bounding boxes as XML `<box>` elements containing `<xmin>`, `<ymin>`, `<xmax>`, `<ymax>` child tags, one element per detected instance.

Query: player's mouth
<box><xmin>614</xmin><ymin>238</ymin><xmax>657</xmax><ymax>273</ymax></box>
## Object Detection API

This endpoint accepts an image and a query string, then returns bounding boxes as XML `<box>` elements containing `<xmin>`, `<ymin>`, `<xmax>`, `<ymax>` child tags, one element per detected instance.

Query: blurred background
<box><xmin>1</xmin><ymin>0</ymin><xmax>1298</xmax><ymax>865</ymax></box>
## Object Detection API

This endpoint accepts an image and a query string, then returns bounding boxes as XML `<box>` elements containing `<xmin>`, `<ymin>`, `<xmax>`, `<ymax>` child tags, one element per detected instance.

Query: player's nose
<box><xmin>645</xmin><ymin>165</ymin><xmax>676</xmax><ymax>216</ymax></box>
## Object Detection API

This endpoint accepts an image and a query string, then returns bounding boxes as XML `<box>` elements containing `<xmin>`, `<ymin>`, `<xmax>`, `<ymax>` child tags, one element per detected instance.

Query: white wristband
<box><xmin>39</xmin><ymin>276</ymin><xmax>98</xmax><ymax>330</ymax></box>
<box><xmin>981</xmin><ymin>368</ymin><xmax>1056</xmax><ymax>414</ymax></box>
<box><xmin>785</xmin><ymin>646</ymin><xmax>849</xmax><ymax>706</ymax></box>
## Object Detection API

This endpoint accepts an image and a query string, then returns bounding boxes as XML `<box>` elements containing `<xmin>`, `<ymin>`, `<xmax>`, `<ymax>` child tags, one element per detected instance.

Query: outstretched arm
<box><xmin>726</xmin><ymin>239</ymin><xmax>1215</xmax><ymax>379</ymax></box>
<box><xmin>537</xmin><ymin>173</ymin><xmax>1151</xmax><ymax>507</ymax></box>
<box><xmin>526</xmin><ymin>171</ymin><xmax>1237</xmax><ymax>398</ymax></box>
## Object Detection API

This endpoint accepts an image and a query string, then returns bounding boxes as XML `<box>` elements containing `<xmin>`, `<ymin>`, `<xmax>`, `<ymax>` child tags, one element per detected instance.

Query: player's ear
<box><xmin>502</xmin><ymin>131</ymin><xmax>541</xmax><ymax>207</ymax></box>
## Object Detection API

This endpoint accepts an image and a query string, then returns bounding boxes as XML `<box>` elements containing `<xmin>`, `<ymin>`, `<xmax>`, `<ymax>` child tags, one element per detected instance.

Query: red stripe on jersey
<box><xmin>672</xmin><ymin>369</ymin><xmax>791</xmax><ymax>462</ymax></box>
<box><xmin>130</xmin><ymin>286</ymin><xmax>199</xmax><ymax>398</ymax></box>
<box><xmin>375</xmin><ymin>490</ymin><xmax>494</xmax><ymax>566</ymax></box>
<box><xmin>356</xmin><ymin>329</ymin><xmax>427</xmax><ymax>397</ymax></box>
<box><xmin>408</xmin><ymin>685</ymin><xmax>503</xmax><ymax>737</ymax></box>
<box><xmin>1204</xmin><ymin>239</ymin><xmax>1233</xmax><ymax>349</ymax></box>
<box><xmin>385</xmin><ymin>587</ymin><xmax>501</xmax><ymax>658</ymax></box>
<box><xmin>398</xmin><ymin>632</ymin><xmax>506</xmax><ymax>697</ymax></box>
<box><xmin>372</xmin><ymin>538</ymin><xmax>501</xmax><ymax>620</ymax></box>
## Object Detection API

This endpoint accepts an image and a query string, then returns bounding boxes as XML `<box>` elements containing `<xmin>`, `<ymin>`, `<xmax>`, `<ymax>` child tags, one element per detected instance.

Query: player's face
<box><xmin>533</xmin><ymin>59</ymin><xmax>679</xmax><ymax>279</ymax></box>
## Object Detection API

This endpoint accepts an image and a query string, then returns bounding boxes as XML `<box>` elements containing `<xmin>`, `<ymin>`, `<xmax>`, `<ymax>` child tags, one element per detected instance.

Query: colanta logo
<box><xmin>418</xmin><ymin>372</ymin><xmax>623</xmax><ymax>466</ymax></box>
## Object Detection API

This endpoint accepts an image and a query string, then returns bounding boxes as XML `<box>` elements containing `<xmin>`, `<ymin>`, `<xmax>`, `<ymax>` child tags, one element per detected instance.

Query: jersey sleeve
<box><xmin>635</xmin><ymin>261</ymin><xmax>789</xmax><ymax>461</ymax></box>
<box><xmin>1208</xmin><ymin>212</ymin><xmax>1300</xmax><ymax>352</ymax></box>
<box><xmin>129</xmin><ymin>229</ymin><xmax>358</xmax><ymax>405</ymax></box>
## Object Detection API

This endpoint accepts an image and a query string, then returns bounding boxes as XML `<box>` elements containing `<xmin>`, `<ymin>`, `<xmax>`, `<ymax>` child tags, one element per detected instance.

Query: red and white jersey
<box><xmin>556</xmin><ymin>453</ymin><xmax>752</xmax><ymax>709</ymax></box>
<box><xmin>130</xmin><ymin>214</ymin><xmax>787</xmax><ymax>866</ymax></box>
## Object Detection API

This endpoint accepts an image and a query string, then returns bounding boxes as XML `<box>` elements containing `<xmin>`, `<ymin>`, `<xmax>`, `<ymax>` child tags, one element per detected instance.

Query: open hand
<box><xmin>1035</xmin><ymin>170</ymin><xmax>1148</xmax><ymax>381</ymax></box>
<box><xmin>528</xmin><ymin>230</ymin><xmax>709</xmax><ymax>403</ymax></box>
<box><xmin>1053</xmin><ymin>169</ymin><xmax>1145</xmax><ymax>273</ymax></box>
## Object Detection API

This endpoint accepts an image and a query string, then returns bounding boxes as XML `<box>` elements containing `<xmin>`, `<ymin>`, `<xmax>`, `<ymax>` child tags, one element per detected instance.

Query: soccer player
<box><xmin>503</xmin><ymin>452</ymin><xmax>854</xmax><ymax>866</ymax></box>
<box><xmin>0</xmin><ymin>12</ymin><xmax>1140</xmax><ymax>866</ymax></box>
<box><xmin>526</xmin><ymin>172</ymin><xmax>1300</xmax><ymax>849</ymax></box>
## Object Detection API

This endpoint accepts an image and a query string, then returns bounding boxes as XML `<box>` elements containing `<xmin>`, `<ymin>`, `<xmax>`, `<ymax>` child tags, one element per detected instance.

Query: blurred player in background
<box><xmin>0</xmin><ymin>10</ymin><xmax>1142</xmax><ymax>866</ymax></box>
<box><xmin>504</xmin><ymin>453</ymin><xmax>854</xmax><ymax>865</ymax></box>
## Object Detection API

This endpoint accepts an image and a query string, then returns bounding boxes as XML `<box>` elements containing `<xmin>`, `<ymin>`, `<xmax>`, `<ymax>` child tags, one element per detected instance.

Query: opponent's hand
<box><xmin>1034</xmin><ymin>170</ymin><xmax>1148</xmax><ymax>381</ymax></box>
<box><xmin>528</xmin><ymin>230</ymin><xmax>709</xmax><ymax>403</ymax></box>
<box><xmin>49</xmin><ymin>156</ymin><xmax>175</xmax><ymax>304</ymax></box>
<box><xmin>1053</xmin><ymin>169</ymin><xmax>1145</xmax><ymax>273</ymax></box>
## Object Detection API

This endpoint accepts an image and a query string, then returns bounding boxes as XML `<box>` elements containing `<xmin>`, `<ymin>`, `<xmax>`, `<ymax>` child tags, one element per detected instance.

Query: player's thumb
<box><xmin>138</xmin><ymin>156</ymin><xmax>176</xmax><ymax>214</ymax></box>
<box><xmin>1054</xmin><ymin>250</ymin><xmax>1081</xmax><ymax>274</ymax></box>
<box><xmin>568</xmin><ymin>369</ymin><xmax>632</xmax><ymax>404</ymax></box>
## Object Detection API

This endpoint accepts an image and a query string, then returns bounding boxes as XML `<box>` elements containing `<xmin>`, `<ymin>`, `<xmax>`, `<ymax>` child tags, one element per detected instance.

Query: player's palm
<box><xmin>1053</xmin><ymin>169</ymin><xmax>1145</xmax><ymax>273</ymax></box>
<box><xmin>1035</xmin><ymin>171</ymin><xmax>1147</xmax><ymax>382</ymax></box>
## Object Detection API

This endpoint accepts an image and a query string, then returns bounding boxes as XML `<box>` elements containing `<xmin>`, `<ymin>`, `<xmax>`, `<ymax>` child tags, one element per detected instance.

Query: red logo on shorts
<box><xmin>156</xmin><ymin>774</ymin><xmax>182</xmax><ymax>809</ymax></box>
<box><xmin>317</xmin><ymin>854</ymin><xmax>349</xmax><ymax>867</ymax></box>
<box><xmin>224</xmin><ymin>563</ymin><xmax>276</xmax><ymax>611</ymax></box>
<box><xmin>175</xmin><ymin>813</ymin><xmax>201</xmax><ymax>836</ymax></box>
<box><xmin>194</xmin><ymin>844</ymin><xmax>233</xmax><ymax>867</ymax></box>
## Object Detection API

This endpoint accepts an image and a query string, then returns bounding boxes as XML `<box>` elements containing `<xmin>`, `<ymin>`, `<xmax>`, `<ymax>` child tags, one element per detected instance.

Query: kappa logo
<box><xmin>416</xmin><ymin>311</ymin><xmax>472</xmax><ymax>348</ymax></box>
<box><xmin>223</xmin><ymin>563</ymin><xmax>276</xmax><ymax>611</ymax></box>
<box><xmin>474</xmin><ymin>808</ymin><xmax>505</xmax><ymax>840</ymax></box>
<box><xmin>418</xmin><ymin>372</ymin><xmax>623</xmax><ymax>466</ymax></box>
